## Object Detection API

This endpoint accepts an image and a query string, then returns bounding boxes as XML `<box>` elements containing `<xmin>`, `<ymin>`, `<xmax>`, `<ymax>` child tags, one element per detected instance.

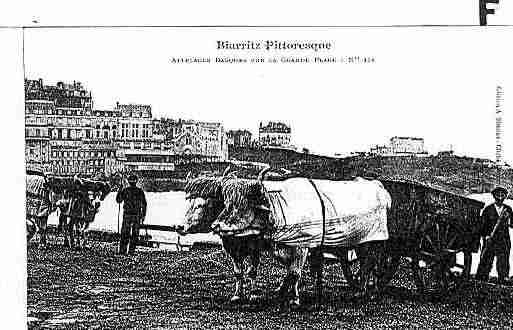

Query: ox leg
<box><xmin>63</xmin><ymin>218</ymin><xmax>71</xmax><ymax>248</ymax></box>
<box><xmin>355</xmin><ymin>245</ymin><xmax>369</xmax><ymax>297</ymax></box>
<box><xmin>309</xmin><ymin>248</ymin><xmax>324</xmax><ymax>305</ymax></box>
<box><xmin>356</xmin><ymin>243</ymin><xmax>378</xmax><ymax>299</ymax></box>
<box><xmin>230</xmin><ymin>255</ymin><xmax>245</xmax><ymax>303</ymax></box>
<box><xmin>77</xmin><ymin>224</ymin><xmax>84</xmax><ymax>250</ymax></box>
<box><xmin>38</xmin><ymin>216</ymin><xmax>48</xmax><ymax>249</ymax></box>
<box><xmin>58</xmin><ymin>215</ymin><xmax>68</xmax><ymax>246</ymax></box>
<box><xmin>272</xmin><ymin>245</ymin><xmax>294</xmax><ymax>297</ymax></box>
<box><xmin>288</xmin><ymin>247</ymin><xmax>309</xmax><ymax>307</ymax></box>
<box><xmin>82</xmin><ymin>225</ymin><xmax>88</xmax><ymax>249</ymax></box>
<box><xmin>247</xmin><ymin>250</ymin><xmax>261</xmax><ymax>302</ymax></box>
<box><xmin>67</xmin><ymin>218</ymin><xmax>75</xmax><ymax>249</ymax></box>
<box><xmin>81</xmin><ymin>222</ymin><xmax>90</xmax><ymax>250</ymax></box>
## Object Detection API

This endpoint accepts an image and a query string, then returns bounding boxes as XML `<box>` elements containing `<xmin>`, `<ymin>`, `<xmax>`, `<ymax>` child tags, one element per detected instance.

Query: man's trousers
<box><xmin>119</xmin><ymin>214</ymin><xmax>141</xmax><ymax>255</ymax></box>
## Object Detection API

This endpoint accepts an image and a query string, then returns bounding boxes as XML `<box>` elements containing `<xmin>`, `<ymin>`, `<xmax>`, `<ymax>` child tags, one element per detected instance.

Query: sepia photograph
<box><xmin>1</xmin><ymin>2</ymin><xmax>508</xmax><ymax>325</ymax></box>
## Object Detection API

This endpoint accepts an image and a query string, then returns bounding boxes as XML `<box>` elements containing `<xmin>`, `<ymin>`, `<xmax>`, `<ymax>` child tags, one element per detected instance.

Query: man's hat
<box><xmin>491</xmin><ymin>186</ymin><xmax>508</xmax><ymax>197</ymax></box>
<box><xmin>127</xmin><ymin>174</ymin><xmax>138</xmax><ymax>182</ymax></box>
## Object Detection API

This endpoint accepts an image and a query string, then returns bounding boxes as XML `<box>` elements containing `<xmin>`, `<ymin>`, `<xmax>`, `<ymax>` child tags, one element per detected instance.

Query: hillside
<box><xmin>228</xmin><ymin>147</ymin><xmax>513</xmax><ymax>196</ymax></box>
<box><xmin>131</xmin><ymin>147</ymin><xmax>512</xmax><ymax>195</ymax></box>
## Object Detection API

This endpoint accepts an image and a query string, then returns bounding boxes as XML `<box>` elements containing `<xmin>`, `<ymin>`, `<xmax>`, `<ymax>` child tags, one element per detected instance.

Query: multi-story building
<box><xmin>154</xmin><ymin>118</ymin><xmax>228</xmax><ymax>162</ymax></box>
<box><xmin>116</xmin><ymin>102</ymin><xmax>154</xmax><ymax>149</ymax></box>
<box><xmin>25</xmin><ymin>79</ymin><xmax>229</xmax><ymax>176</ymax></box>
<box><xmin>25</xmin><ymin>100</ymin><xmax>52</xmax><ymax>171</ymax></box>
<box><xmin>369</xmin><ymin>145</ymin><xmax>390</xmax><ymax>156</ymax></box>
<box><xmin>368</xmin><ymin>136</ymin><xmax>427</xmax><ymax>156</ymax></box>
<box><xmin>25</xmin><ymin>79</ymin><xmax>120</xmax><ymax>176</ymax></box>
<box><xmin>258</xmin><ymin>121</ymin><xmax>291</xmax><ymax>147</ymax></box>
<box><xmin>227</xmin><ymin>130</ymin><xmax>252</xmax><ymax>148</ymax></box>
<box><xmin>389</xmin><ymin>136</ymin><xmax>425</xmax><ymax>155</ymax></box>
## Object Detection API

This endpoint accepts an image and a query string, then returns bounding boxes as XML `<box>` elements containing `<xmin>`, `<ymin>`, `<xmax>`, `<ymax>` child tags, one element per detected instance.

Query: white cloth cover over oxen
<box><xmin>262</xmin><ymin>177</ymin><xmax>391</xmax><ymax>248</ymax></box>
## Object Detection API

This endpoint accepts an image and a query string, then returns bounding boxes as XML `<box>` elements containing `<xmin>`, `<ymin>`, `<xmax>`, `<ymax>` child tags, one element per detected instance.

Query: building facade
<box><xmin>153</xmin><ymin>119</ymin><xmax>228</xmax><ymax>162</ymax></box>
<box><xmin>368</xmin><ymin>136</ymin><xmax>427</xmax><ymax>156</ymax></box>
<box><xmin>369</xmin><ymin>145</ymin><xmax>390</xmax><ymax>156</ymax></box>
<box><xmin>25</xmin><ymin>79</ymin><xmax>119</xmax><ymax>176</ymax></box>
<box><xmin>25</xmin><ymin>100</ymin><xmax>52</xmax><ymax>170</ymax></box>
<box><xmin>25</xmin><ymin>79</ymin><xmax>228</xmax><ymax>176</ymax></box>
<box><xmin>389</xmin><ymin>136</ymin><xmax>425</xmax><ymax>155</ymax></box>
<box><xmin>227</xmin><ymin>130</ymin><xmax>252</xmax><ymax>148</ymax></box>
<box><xmin>258</xmin><ymin>121</ymin><xmax>291</xmax><ymax>147</ymax></box>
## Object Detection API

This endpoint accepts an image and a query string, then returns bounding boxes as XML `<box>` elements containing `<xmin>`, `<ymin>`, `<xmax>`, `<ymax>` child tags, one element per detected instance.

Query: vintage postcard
<box><xmin>1</xmin><ymin>3</ymin><xmax>511</xmax><ymax>327</ymax></box>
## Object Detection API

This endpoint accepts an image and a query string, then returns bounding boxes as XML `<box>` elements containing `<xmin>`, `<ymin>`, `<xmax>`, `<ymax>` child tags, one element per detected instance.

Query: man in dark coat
<box><xmin>476</xmin><ymin>187</ymin><xmax>512</xmax><ymax>284</ymax></box>
<box><xmin>116</xmin><ymin>174</ymin><xmax>147</xmax><ymax>255</ymax></box>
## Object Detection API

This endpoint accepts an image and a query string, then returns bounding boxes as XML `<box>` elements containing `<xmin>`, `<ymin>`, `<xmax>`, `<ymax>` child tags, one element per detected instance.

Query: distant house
<box><xmin>437</xmin><ymin>150</ymin><xmax>454</xmax><ymax>157</ymax></box>
<box><xmin>369</xmin><ymin>136</ymin><xmax>428</xmax><ymax>157</ymax></box>
<box><xmin>370</xmin><ymin>145</ymin><xmax>390</xmax><ymax>156</ymax></box>
<box><xmin>258</xmin><ymin>121</ymin><xmax>291</xmax><ymax>147</ymax></box>
<box><xmin>389</xmin><ymin>136</ymin><xmax>426</xmax><ymax>155</ymax></box>
<box><xmin>227</xmin><ymin>130</ymin><xmax>252</xmax><ymax>148</ymax></box>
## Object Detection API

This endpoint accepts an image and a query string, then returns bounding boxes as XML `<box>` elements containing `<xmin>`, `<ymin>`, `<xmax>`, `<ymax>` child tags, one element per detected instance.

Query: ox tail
<box><xmin>373</xmin><ymin>180</ymin><xmax>392</xmax><ymax>209</ymax></box>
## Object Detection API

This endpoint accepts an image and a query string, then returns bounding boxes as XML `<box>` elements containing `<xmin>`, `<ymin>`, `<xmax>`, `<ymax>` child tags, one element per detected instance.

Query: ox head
<box><xmin>176</xmin><ymin>168</ymin><xmax>231</xmax><ymax>235</ymax></box>
<box><xmin>179</xmin><ymin>194</ymin><xmax>224</xmax><ymax>234</ymax></box>
<box><xmin>178</xmin><ymin>166</ymin><xmax>272</xmax><ymax>235</ymax></box>
<box><xmin>210</xmin><ymin>166</ymin><xmax>271</xmax><ymax>235</ymax></box>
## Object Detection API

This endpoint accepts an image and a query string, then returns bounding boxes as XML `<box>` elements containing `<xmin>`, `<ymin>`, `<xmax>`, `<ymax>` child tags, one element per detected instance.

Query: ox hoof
<box><xmin>229</xmin><ymin>295</ymin><xmax>242</xmax><ymax>303</ymax></box>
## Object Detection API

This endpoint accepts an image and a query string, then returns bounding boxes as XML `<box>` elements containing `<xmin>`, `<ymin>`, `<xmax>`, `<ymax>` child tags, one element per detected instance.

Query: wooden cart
<box><xmin>342</xmin><ymin>179</ymin><xmax>485</xmax><ymax>294</ymax></box>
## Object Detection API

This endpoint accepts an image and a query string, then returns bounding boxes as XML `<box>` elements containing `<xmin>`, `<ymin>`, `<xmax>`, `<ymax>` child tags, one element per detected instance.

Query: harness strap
<box><xmin>307</xmin><ymin>178</ymin><xmax>326</xmax><ymax>248</ymax></box>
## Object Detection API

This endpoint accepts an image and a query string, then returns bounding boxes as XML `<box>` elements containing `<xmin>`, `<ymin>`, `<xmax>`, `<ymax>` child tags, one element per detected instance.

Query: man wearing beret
<box><xmin>116</xmin><ymin>174</ymin><xmax>147</xmax><ymax>255</ymax></box>
<box><xmin>476</xmin><ymin>187</ymin><xmax>512</xmax><ymax>284</ymax></box>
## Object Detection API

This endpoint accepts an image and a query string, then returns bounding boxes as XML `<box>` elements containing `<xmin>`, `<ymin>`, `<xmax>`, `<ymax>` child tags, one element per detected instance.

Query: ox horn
<box><xmin>222</xmin><ymin>165</ymin><xmax>232</xmax><ymax>177</ymax></box>
<box><xmin>257</xmin><ymin>166</ymin><xmax>271</xmax><ymax>181</ymax></box>
<box><xmin>185</xmin><ymin>171</ymin><xmax>193</xmax><ymax>181</ymax></box>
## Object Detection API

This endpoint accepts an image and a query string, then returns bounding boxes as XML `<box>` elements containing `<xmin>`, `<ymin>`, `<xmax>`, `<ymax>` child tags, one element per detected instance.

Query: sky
<box><xmin>23</xmin><ymin>27</ymin><xmax>513</xmax><ymax>163</ymax></box>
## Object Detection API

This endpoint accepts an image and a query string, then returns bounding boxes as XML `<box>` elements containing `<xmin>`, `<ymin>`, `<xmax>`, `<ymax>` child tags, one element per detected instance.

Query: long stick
<box><xmin>117</xmin><ymin>203</ymin><xmax>121</xmax><ymax>235</ymax></box>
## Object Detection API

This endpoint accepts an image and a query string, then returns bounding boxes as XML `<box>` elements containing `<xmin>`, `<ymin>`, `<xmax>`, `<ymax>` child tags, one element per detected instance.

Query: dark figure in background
<box><xmin>116</xmin><ymin>174</ymin><xmax>147</xmax><ymax>255</ymax></box>
<box><xmin>56</xmin><ymin>190</ymin><xmax>70</xmax><ymax>233</ymax></box>
<box><xmin>476</xmin><ymin>187</ymin><xmax>512</xmax><ymax>284</ymax></box>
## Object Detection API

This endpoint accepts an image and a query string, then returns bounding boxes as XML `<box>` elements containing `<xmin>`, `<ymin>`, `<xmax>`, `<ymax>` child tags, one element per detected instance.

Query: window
<box><xmin>104</xmin><ymin>131</ymin><xmax>108</xmax><ymax>139</ymax></box>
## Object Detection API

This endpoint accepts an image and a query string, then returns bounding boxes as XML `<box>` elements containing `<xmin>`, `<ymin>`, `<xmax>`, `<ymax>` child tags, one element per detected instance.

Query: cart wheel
<box><xmin>412</xmin><ymin>219</ymin><xmax>468</xmax><ymax>294</ymax></box>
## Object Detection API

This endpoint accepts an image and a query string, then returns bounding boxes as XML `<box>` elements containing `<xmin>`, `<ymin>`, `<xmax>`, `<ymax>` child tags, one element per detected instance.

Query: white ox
<box><xmin>178</xmin><ymin>170</ymin><xmax>391</xmax><ymax>307</ymax></box>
